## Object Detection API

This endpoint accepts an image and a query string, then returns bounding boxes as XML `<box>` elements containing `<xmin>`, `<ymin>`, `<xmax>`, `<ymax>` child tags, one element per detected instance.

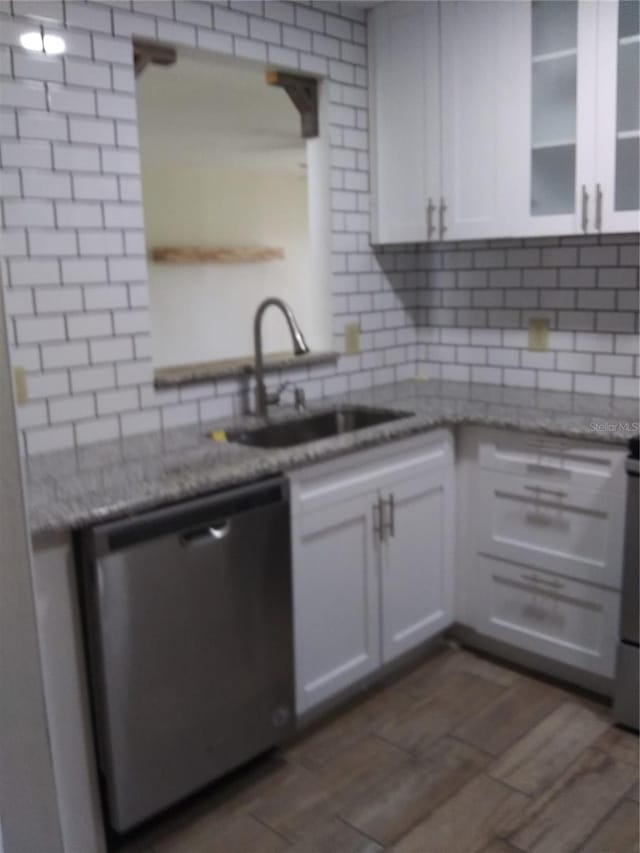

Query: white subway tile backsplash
<box><xmin>50</xmin><ymin>393</ymin><xmax>96</xmax><ymax>423</ymax></box>
<box><xmin>34</xmin><ymin>285</ymin><xmax>82</xmax><ymax>313</ymax></box>
<box><xmin>0</xmin><ymin>0</ymin><xmax>636</xmax><ymax>455</ymax></box>
<box><xmin>595</xmin><ymin>354</ymin><xmax>634</xmax><ymax>376</ymax></box>
<box><xmin>25</xmin><ymin>424</ymin><xmax>74</xmax><ymax>454</ymax></box>
<box><xmin>13</xmin><ymin>52</ymin><xmax>63</xmax><ymax>83</ymax></box>
<box><xmin>75</xmin><ymin>416</ymin><xmax>120</xmax><ymax>446</ymax></box>
<box><xmin>47</xmin><ymin>83</ymin><xmax>96</xmax><ymax>116</ymax></box>
<box><xmin>65</xmin><ymin>2</ymin><xmax>112</xmax><ymax>32</ymax></box>
<box><xmin>83</xmin><ymin>283</ymin><xmax>128</xmax><ymax>310</ymax></box>
<box><xmin>120</xmin><ymin>408</ymin><xmax>160</xmax><ymax>437</ymax></box>
<box><xmin>16</xmin><ymin>314</ymin><xmax>65</xmax><ymax>344</ymax></box>
<box><xmin>65</xmin><ymin>57</ymin><xmax>111</xmax><ymax>90</ymax></box>
<box><xmin>61</xmin><ymin>257</ymin><xmax>108</xmax><ymax>284</ymax></box>
<box><xmin>9</xmin><ymin>257</ymin><xmax>60</xmax><ymax>286</ymax></box>
<box><xmin>73</xmin><ymin>173</ymin><xmax>119</xmax><ymax>200</ymax></box>
<box><xmin>575</xmin><ymin>374</ymin><xmax>612</xmax><ymax>395</ymax></box>
<box><xmin>42</xmin><ymin>340</ymin><xmax>89</xmax><ymax>370</ymax></box>
<box><xmin>557</xmin><ymin>352</ymin><xmax>593</xmax><ymax>372</ymax></box>
<box><xmin>29</xmin><ymin>229</ymin><xmax>77</xmax><ymax>256</ymax></box>
<box><xmin>97</xmin><ymin>386</ymin><xmax>139</xmax><ymax>415</ymax></box>
<box><xmin>69</xmin><ymin>116</ymin><xmax>115</xmax><ymax>145</ymax></box>
<box><xmin>1</xmin><ymin>138</ymin><xmax>51</xmax><ymax>167</ymax></box>
<box><xmin>67</xmin><ymin>311</ymin><xmax>112</xmax><ymax>339</ymax></box>
<box><xmin>71</xmin><ymin>364</ymin><xmax>116</xmax><ymax>393</ymax></box>
<box><xmin>55</xmin><ymin>201</ymin><xmax>103</xmax><ymax>228</ymax></box>
<box><xmin>90</xmin><ymin>335</ymin><xmax>134</xmax><ymax>364</ymax></box>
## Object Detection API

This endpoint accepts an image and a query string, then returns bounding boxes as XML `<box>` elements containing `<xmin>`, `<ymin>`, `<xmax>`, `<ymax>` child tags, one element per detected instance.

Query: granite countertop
<box><xmin>26</xmin><ymin>379</ymin><xmax>639</xmax><ymax>537</ymax></box>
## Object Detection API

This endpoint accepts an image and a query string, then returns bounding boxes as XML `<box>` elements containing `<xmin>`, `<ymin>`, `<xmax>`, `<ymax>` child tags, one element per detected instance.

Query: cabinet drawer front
<box><xmin>478</xmin><ymin>472</ymin><xmax>625</xmax><ymax>589</ymax></box>
<box><xmin>292</xmin><ymin>431</ymin><xmax>453</xmax><ymax>516</ymax></box>
<box><xmin>478</xmin><ymin>556</ymin><xmax>619</xmax><ymax>677</ymax></box>
<box><xmin>478</xmin><ymin>433</ymin><xmax>626</xmax><ymax>495</ymax></box>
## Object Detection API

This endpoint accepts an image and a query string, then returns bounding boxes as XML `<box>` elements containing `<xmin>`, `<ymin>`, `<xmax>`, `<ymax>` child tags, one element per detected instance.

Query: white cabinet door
<box><xmin>440</xmin><ymin>1</ymin><xmax>518</xmax><ymax>239</ymax></box>
<box><xmin>380</xmin><ymin>466</ymin><xmax>454</xmax><ymax>663</ymax></box>
<box><xmin>513</xmin><ymin>0</ymin><xmax>599</xmax><ymax>236</ymax></box>
<box><xmin>595</xmin><ymin>0</ymin><xmax>640</xmax><ymax>233</ymax></box>
<box><xmin>369</xmin><ymin>1</ymin><xmax>440</xmax><ymax>244</ymax></box>
<box><xmin>292</xmin><ymin>491</ymin><xmax>380</xmax><ymax>715</ymax></box>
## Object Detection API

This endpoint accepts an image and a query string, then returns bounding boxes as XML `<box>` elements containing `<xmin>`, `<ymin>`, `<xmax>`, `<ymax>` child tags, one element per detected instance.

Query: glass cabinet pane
<box><xmin>615</xmin><ymin>0</ymin><xmax>640</xmax><ymax>211</ymax></box>
<box><xmin>530</xmin><ymin>0</ymin><xmax>578</xmax><ymax>216</ymax></box>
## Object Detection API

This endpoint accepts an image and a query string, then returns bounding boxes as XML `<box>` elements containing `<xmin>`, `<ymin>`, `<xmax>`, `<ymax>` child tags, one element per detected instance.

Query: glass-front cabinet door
<box><xmin>596</xmin><ymin>0</ymin><xmax>640</xmax><ymax>232</ymax></box>
<box><xmin>523</xmin><ymin>0</ymin><xmax>598</xmax><ymax>235</ymax></box>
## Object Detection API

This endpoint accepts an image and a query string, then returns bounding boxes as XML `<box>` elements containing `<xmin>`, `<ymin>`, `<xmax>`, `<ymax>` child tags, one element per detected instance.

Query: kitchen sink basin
<box><xmin>227</xmin><ymin>405</ymin><xmax>412</xmax><ymax>449</ymax></box>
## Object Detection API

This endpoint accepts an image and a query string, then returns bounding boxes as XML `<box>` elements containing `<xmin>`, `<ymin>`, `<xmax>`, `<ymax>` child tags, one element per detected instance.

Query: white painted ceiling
<box><xmin>136</xmin><ymin>52</ymin><xmax>307</xmax><ymax>174</ymax></box>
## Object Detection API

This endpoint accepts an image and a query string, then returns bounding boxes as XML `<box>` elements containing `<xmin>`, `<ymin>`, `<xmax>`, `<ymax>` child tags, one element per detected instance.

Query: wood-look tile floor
<box><xmin>122</xmin><ymin>644</ymin><xmax>639</xmax><ymax>853</ymax></box>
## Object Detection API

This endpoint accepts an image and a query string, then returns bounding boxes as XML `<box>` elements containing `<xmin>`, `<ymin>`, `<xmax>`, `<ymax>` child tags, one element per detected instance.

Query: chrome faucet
<box><xmin>253</xmin><ymin>298</ymin><xmax>310</xmax><ymax>417</ymax></box>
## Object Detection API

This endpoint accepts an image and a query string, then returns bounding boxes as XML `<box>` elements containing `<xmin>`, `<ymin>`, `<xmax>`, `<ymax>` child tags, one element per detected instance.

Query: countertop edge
<box><xmin>28</xmin><ymin>411</ymin><xmax>634</xmax><ymax>538</ymax></box>
<box><xmin>154</xmin><ymin>351</ymin><xmax>339</xmax><ymax>388</ymax></box>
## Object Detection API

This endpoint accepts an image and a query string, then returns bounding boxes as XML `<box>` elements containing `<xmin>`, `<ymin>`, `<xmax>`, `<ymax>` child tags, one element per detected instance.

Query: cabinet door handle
<box><xmin>521</xmin><ymin>572</ymin><xmax>564</xmax><ymax>590</ymax></box>
<box><xmin>387</xmin><ymin>493</ymin><xmax>395</xmax><ymax>538</ymax></box>
<box><xmin>524</xmin><ymin>484</ymin><xmax>569</xmax><ymax>498</ymax></box>
<box><xmin>595</xmin><ymin>183</ymin><xmax>603</xmax><ymax>231</ymax></box>
<box><xmin>373</xmin><ymin>496</ymin><xmax>383</xmax><ymax>543</ymax></box>
<box><xmin>581</xmin><ymin>184</ymin><xmax>589</xmax><ymax>233</ymax></box>
<box><xmin>427</xmin><ymin>197</ymin><xmax>437</xmax><ymax>239</ymax></box>
<box><xmin>439</xmin><ymin>197</ymin><xmax>447</xmax><ymax>240</ymax></box>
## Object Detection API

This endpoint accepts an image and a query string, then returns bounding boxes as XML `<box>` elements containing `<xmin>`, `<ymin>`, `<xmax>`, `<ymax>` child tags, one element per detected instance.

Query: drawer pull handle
<box><xmin>521</xmin><ymin>573</ymin><xmax>564</xmax><ymax>590</ymax></box>
<box><xmin>373</xmin><ymin>496</ymin><xmax>383</xmax><ymax>543</ymax></box>
<box><xmin>524</xmin><ymin>485</ymin><xmax>568</xmax><ymax>498</ymax></box>
<box><xmin>525</xmin><ymin>463</ymin><xmax>570</xmax><ymax>478</ymax></box>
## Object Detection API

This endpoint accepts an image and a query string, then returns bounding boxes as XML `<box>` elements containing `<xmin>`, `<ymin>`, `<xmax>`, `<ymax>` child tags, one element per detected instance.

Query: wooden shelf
<box><xmin>151</xmin><ymin>246</ymin><xmax>285</xmax><ymax>264</ymax></box>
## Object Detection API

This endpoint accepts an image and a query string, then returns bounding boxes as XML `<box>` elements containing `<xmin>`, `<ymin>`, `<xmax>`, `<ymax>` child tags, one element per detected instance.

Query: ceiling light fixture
<box><xmin>19</xmin><ymin>27</ymin><xmax>66</xmax><ymax>55</ymax></box>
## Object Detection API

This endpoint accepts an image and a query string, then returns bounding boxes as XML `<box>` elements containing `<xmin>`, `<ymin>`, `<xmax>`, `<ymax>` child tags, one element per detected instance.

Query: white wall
<box><xmin>141</xmin><ymin>165</ymin><xmax>328</xmax><ymax>367</ymax></box>
<box><xmin>0</xmin><ymin>278</ymin><xmax>63</xmax><ymax>851</ymax></box>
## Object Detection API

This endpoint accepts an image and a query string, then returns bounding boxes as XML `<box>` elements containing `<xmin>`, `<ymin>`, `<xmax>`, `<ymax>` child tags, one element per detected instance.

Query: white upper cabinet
<box><xmin>440</xmin><ymin>1</ymin><xmax>519</xmax><ymax>240</ymax></box>
<box><xmin>595</xmin><ymin>0</ymin><xmax>640</xmax><ymax>233</ymax></box>
<box><xmin>368</xmin><ymin>0</ymin><xmax>639</xmax><ymax>243</ymax></box>
<box><xmin>369</xmin><ymin>1</ymin><xmax>441</xmax><ymax>244</ymax></box>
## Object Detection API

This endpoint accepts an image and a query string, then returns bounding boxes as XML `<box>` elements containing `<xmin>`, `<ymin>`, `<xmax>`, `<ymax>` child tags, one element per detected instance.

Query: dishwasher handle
<box><xmin>86</xmin><ymin>476</ymin><xmax>288</xmax><ymax>558</ymax></box>
<box><xmin>180</xmin><ymin>522</ymin><xmax>231</xmax><ymax>547</ymax></box>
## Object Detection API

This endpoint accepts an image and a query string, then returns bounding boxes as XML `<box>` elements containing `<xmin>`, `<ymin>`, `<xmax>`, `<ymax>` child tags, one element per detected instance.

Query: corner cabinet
<box><xmin>289</xmin><ymin>431</ymin><xmax>454</xmax><ymax>716</ymax></box>
<box><xmin>368</xmin><ymin>0</ymin><xmax>640</xmax><ymax>243</ymax></box>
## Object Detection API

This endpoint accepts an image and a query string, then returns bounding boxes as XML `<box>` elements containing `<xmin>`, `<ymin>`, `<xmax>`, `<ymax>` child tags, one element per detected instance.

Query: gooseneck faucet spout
<box><xmin>253</xmin><ymin>298</ymin><xmax>310</xmax><ymax>418</ymax></box>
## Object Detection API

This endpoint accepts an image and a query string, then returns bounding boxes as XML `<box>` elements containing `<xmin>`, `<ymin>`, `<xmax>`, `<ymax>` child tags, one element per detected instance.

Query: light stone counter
<box><xmin>26</xmin><ymin>379</ymin><xmax>639</xmax><ymax>536</ymax></box>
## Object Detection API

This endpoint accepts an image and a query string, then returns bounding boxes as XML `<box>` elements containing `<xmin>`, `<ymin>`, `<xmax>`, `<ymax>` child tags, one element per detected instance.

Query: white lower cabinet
<box><xmin>289</xmin><ymin>431</ymin><xmax>454</xmax><ymax>715</ymax></box>
<box><xmin>458</xmin><ymin>427</ymin><xmax>627</xmax><ymax>682</ymax></box>
<box><xmin>380</xmin><ymin>468</ymin><xmax>454</xmax><ymax>663</ymax></box>
<box><xmin>475</xmin><ymin>555</ymin><xmax>620</xmax><ymax>678</ymax></box>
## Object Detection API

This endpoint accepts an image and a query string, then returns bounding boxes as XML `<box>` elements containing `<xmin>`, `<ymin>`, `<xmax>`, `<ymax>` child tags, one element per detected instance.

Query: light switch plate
<box><xmin>528</xmin><ymin>317</ymin><xmax>549</xmax><ymax>351</ymax></box>
<box><xmin>13</xmin><ymin>366</ymin><xmax>28</xmax><ymax>405</ymax></box>
<box><xmin>344</xmin><ymin>323</ymin><xmax>360</xmax><ymax>355</ymax></box>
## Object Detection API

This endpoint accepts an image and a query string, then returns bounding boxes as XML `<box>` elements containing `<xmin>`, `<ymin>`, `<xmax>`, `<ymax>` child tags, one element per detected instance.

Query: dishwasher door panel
<box><xmin>89</xmin><ymin>496</ymin><xmax>292</xmax><ymax>832</ymax></box>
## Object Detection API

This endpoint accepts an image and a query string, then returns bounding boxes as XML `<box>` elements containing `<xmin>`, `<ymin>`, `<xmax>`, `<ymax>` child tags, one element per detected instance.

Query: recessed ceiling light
<box><xmin>43</xmin><ymin>34</ymin><xmax>66</xmax><ymax>55</ymax></box>
<box><xmin>20</xmin><ymin>31</ymin><xmax>43</xmax><ymax>51</ymax></box>
<box><xmin>19</xmin><ymin>29</ymin><xmax>66</xmax><ymax>55</ymax></box>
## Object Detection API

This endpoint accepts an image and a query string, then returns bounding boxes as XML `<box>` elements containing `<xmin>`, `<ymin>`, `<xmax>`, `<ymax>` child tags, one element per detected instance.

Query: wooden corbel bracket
<box><xmin>133</xmin><ymin>38</ymin><xmax>177</xmax><ymax>78</ymax></box>
<box><xmin>266</xmin><ymin>70</ymin><xmax>319</xmax><ymax>139</ymax></box>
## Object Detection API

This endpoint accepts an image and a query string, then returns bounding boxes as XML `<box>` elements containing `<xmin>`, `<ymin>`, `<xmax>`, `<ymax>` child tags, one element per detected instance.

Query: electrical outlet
<box><xmin>13</xmin><ymin>366</ymin><xmax>28</xmax><ymax>405</ymax></box>
<box><xmin>344</xmin><ymin>323</ymin><xmax>360</xmax><ymax>355</ymax></box>
<box><xmin>528</xmin><ymin>317</ymin><xmax>549</xmax><ymax>351</ymax></box>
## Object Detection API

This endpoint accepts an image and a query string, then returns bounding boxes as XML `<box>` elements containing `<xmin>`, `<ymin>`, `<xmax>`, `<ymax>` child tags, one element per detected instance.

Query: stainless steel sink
<box><xmin>227</xmin><ymin>405</ymin><xmax>411</xmax><ymax>449</ymax></box>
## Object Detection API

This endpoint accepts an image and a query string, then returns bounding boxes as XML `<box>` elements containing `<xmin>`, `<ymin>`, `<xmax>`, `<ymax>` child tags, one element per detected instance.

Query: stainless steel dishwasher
<box><xmin>78</xmin><ymin>477</ymin><xmax>293</xmax><ymax>833</ymax></box>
